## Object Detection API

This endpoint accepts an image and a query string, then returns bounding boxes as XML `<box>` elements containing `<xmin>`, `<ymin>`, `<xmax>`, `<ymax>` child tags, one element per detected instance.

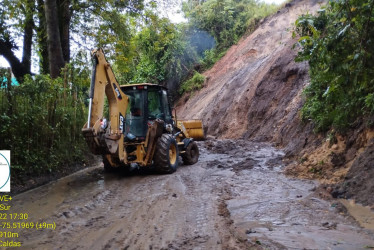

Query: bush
<box><xmin>0</xmin><ymin>73</ymin><xmax>88</xmax><ymax>174</ymax></box>
<box><xmin>179</xmin><ymin>71</ymin><xmax>205</xmax><ymax>94</ymax></box>
<box><xmin>183</xmin><ymin>0</ymin><xmax>278</xmax><ymax>53</ymax></box>
<box><xmin>200</xmin><ymin>48</ymin><xmax>227</xmax><ymax>71</ymax></box>
<box><xmin>178</xmin><ymin>0</ymin><xmax>278</xmax><ymax>95</ymax></box>
<box><xmin>295</xmin><ymin>0</ymin><xmax>374</xmax><ymax>132</ymax></box>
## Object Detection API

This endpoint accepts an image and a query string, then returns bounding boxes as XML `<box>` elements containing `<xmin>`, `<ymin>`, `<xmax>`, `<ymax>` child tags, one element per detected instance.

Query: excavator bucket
<box><xmin>177</xmin><ymin>120</ymin><xmax>205</xmax><ymax>141</ymax></box>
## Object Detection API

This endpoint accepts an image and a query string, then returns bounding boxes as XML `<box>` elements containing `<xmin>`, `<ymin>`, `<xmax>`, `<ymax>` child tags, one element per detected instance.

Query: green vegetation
<box><xmin>177</xmin><ymin>0</ymin><xmax>278</xmax><ymax>95</ymax></box>
<box><xmin>183</xmin><ymin>0</ymin><xmax>278</xmax><ymax>69</ymax></box>
<box><xmin>124</xmin><ymin>13</ymin><xmax>199</xmax><ymax>87</ymax></box>
<box><xmin>199</xmin><ymin>49</ymin><xmax>228</xmax><ymax>72</ymax></box>
<box><xmin>179</xmin><ymin>71</ymin><xmax>206</xmax><ymax>94</ymax></box>
<box><xmin>295</xmin><ymin>0</ymin><xmax>374</xmax><ymax>132</ymax></box>
<box><xmin>0</xmin><ymin>0</ymin><xmax>278</xmax><ymax>176</ymax></box>
<box><xmin>0</xmin><ymin>68</ymin><xmax>88</xmax><ymax>174</ymax></box>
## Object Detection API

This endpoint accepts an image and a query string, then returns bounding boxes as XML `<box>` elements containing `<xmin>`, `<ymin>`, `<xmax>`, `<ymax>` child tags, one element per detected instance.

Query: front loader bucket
<box><xmin>177</xmin><ymin>120</ymin><xmax>205</xmax><ymax>141</ymax></box>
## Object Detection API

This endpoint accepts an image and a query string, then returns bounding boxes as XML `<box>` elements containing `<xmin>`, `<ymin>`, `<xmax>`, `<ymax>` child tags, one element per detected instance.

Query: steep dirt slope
<box><xmin>177</xmin><ymin>0</ymin><xmax>320</xmax><ymax>152</ymax></box>
<box><xmin>176</xmin><ymin>0</ymin><xmax>374</xmax><ymax>207</ymax></box>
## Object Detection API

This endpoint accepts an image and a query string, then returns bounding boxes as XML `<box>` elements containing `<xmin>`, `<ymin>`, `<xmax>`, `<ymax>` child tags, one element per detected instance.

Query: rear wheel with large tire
<box><xmin>182</xmin><ymin>141</ymin><xmax>199</xmax><ymax>165</ymax></box>
<box><xmin>154</xmin><ymin>134</ymin><xmax>179</xmax><ymax>174</ymax></box>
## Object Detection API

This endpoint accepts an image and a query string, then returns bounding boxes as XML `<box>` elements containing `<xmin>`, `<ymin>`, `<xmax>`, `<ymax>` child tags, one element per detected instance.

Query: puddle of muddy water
<box><xmin>204</xmin><ymin>140</ymin><xmax>374</xmax><ymax>249</ymax></box>
<box><xmin>340</xmin><ymin>199</ymin><xmax>374</xmax><ymax>230</ymax></box>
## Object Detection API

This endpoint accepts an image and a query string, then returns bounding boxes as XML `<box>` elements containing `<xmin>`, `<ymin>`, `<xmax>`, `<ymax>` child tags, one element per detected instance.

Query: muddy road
<box><xmin>11</xmin><ymin>140</ymin><xmax>374</xmax><ymax>249</ymax></box>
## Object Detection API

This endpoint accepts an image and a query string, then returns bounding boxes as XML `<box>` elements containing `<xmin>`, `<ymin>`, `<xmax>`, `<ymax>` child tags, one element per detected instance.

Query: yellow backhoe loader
<box><xmin>82</xmin><ymin>48</ymin><xmax>204</xmax><ymax>173</ymax></box>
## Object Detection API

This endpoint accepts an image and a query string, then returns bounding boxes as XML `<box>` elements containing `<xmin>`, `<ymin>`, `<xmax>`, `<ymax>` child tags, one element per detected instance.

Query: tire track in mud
<box><xmin>10</xmin><ymin>140</ymin><xmax>279</xmax><ymax>249</ymax></box>
<box><xmin>10</xmin><ymin>139</ymin><xmax>374</xmax><ymax>249</ymax></box>
<box><xmin>49</xmin><ymin>186</ymin><xmax>125</xmax><ymax>248</ymax></box>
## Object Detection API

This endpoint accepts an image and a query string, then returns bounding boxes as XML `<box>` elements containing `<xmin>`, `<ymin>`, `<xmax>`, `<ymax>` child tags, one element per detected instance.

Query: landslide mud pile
<box><xmin>177</xmin><ymin>0</ymin><xmax>374</xmax><ymax>207</ymax></box>
<box><xmin>177</xmin><ymin>0</ymin><xmax>320</xmax><ymax>153</ymax></box>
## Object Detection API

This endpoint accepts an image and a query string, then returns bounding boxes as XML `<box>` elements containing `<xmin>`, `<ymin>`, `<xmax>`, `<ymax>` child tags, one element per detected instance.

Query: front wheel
<box><xmin>182</xmin><ymin>141</ymin><xmax>199</xmax><ymax>165</ymax></box>
<box><xmin>154</xmin><ymin>134</ymin><xmax>179</xmax><ymax>174</ymax></box>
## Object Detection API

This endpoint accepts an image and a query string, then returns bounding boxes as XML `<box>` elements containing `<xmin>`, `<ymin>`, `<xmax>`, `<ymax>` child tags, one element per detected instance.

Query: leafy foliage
<box><xmin>199</xmin><ymin>48</ymin><xmax>227</xmax><ymax>71</ymax></box>
<box><xmin>0</xmin><ymin>0</ymin><xmax>280</xmax><ymax>177</ymax></box>
<box><xmin>75</xmin><ymin>1</ymin><xmax>141</xmax><ymax>75</ymax></box>
<box><xmin>112</xmin><ymin>9</ymin><xmax>201</xmax><ymax>97</ymax></box>
<box><xmin>174</xmin><ymin>0</ymin><xmax>277</xmax><ymax>94</ymax></box>
<box><xmin>179</xmin><ymin>71</ymin><xmax>205</xmax><ymax>94</ymax></box>
<box><xmin>183</xmin><ymin>0</ymin><xmax>277</xmax><ymax>63</ymax></box>
<box><xmin>131</xmin><ymin>14</ymin><xmax>186</xmax><ymax>84</ymax></box>
<box><xmin>295</xmin><ymin>0</ymin><xmax>374</xmax><ymax>132</ymax></box>
<box><xmin>0</xmin><ymin>71</ymin><xmax>88</xmax><ymax>174</ymax></box>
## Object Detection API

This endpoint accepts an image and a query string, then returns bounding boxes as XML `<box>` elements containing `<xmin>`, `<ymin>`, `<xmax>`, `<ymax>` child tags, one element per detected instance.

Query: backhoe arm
<box><xmin>82</xmin><ymin>48</ymin><xmax>128</xmax><ymax>163</ymax></box>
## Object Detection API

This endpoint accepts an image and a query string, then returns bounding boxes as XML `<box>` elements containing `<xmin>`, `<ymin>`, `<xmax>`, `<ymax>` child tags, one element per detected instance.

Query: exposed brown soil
<box><xmin>11</xmin><ymin>154</ymin><xmax>100</xmax><ymax>195</ymax></box>
<box><xmin>176</xmin><ymin>0</ymin><xmax>319</xmax><ymax>142</ymax></box>
<box><xmin>8</xmin><ymin>0</ymin><xmax>374</xmax><ymax>248</ymax></box>
<box><xmin>332</xmin><ymin>134</ymin><xmax>374</xmax><ymax>207</ymax></box>
<box><xmin>176</xmin><ymin>0</ymin><xmax>374</xmax><ymax>209</ymax></box>
<box><xmin>10</xmin><ymin>140</ymin><xmax>374</xmax><ymax>249</ymax></box>
<box><xmin>176</xmin><ymin>0</ymin><xmax>323</xmax><ymax>168</ymax></box>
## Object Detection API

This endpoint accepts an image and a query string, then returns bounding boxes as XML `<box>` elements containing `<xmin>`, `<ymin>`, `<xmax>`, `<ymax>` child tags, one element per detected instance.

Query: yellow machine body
<box><xmin>82</xmin><ymin>48</ymin><xmax>204</xmax><ymax>173</ymax></box>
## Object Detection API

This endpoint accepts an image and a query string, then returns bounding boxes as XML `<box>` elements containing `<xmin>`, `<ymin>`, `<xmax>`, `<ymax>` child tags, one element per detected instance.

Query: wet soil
<box><xmin>11</xmin><ymin>154</ymin><xmax>100</xmax><ymax>195</ymax></box>
<box><xmin>176</xmin><ymin>0</ymin><xmax>320</xmax><ymax>143</ymax></box>
<box><xmin>175</xmin><ymin>0</ymin><xmax>374</xmax><ymax>210</ymax></box>
<box><xmin>10</xmin><ymin>140</ymin><xmax>374</xmax><ymax>249</ymax></box>
<box><xmin>332</xmin><ymin>137</ymin><xmax>374</xmax><ymax>207</ymax></box>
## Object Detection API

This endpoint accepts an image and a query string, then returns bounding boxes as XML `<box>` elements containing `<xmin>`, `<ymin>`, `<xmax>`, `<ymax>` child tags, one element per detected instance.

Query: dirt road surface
<box><xmin>11</xmin><ymin>140</ymin><xmax>374</xmax><ymax>249</ymax></box>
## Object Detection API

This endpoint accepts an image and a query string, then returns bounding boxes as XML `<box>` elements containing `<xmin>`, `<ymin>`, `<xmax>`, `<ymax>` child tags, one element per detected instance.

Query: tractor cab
<box><xmin>120</xmin><ymin>84</ymin><xmax>173</xmax><ymax>141</ymax></box>
<box><xmin>83</xmin><ymin>48</ymin><xmax>203</xmax><ymax>173</ymax></box>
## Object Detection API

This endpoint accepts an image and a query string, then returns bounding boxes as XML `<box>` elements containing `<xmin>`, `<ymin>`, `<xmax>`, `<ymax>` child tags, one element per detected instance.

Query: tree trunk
<box><xmin>37</xmin><ymin>0</ymin><xmax>50</xmax><ymax>74</ymax></box>
<box><xmin>0</xmin><ymin>0</ymin><xmax>34</xmax><ymax>82</ymax></box>
<box><xmin>22</xmin><ymin>0</ymin><xmax>35</xmax><ymax>74</ymax></box>
<box><xmin>6</xmin><ymin>68</ymin><xmax>13</xmax><ymax>116</ymax></box>
<box><xmin>45</xmin><ymin>0</ymin><xmax>65</xmax><ymax>78</ymax></box>
<box><xmin>59</xmin><ymin>0</ymin><xmax>71</xmax><ymax>63</ymax></box>
<box><xmin>0</xmin><ymin>40</ymin><xmax>31</xmax><ymax>82</ymax></box>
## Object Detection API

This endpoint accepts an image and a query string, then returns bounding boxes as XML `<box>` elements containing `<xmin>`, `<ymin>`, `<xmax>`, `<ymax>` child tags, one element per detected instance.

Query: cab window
<box><xmin>148</xmin><ymin>90</ymin><xmax>162</xmax><ymax>120</ymax></box>
<box><xmin>123</xmin><ymin>89</ymin><xmax>146</xmax><ymax>137</ymax></box>
<box><xmin>161</xmin><ymin>90</ymin><xmax>172</xmax><ymax>121</ymax></box>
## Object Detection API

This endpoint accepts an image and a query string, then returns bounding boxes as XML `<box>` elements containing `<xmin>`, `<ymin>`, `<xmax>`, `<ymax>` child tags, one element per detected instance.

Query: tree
<box><xmin>128</xmin><ymin>11</ymin><xmax>199</xmax><ymax>97</ymax></box>
<box><xmin>0</xmin><ymin>0</ymin><xmax>34</xmax><ymax>81</ymax></box>
<box><xmin>44</xmin><ymin>0</ymin><xmax>66</xmax><ymax>78</ymax></box>
<box><xmin>183</xmin><ymin>0</ymin><xmax>276</xmax><ymax>52</ymax></box>
<box><xmin>1</xmin><ymin>0</ymin><xmax>145</xmax><ymax>79</ymax></box>
<box><xmin>36</xmin><ymin>0</ymin><xmax>49</xmax><ymax>74</ymax></box>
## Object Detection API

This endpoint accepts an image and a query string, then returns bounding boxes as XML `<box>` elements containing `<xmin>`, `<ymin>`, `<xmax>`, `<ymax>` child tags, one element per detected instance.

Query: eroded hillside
<box><xmin>176</xmin><ymin>0</ymin><xmax>374</xmax><ymax>207</ymax></box>
<box><xmin>177</xmin><ymin>0</ymin><xmax>320</xmax><ymax>148</ymax></box>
